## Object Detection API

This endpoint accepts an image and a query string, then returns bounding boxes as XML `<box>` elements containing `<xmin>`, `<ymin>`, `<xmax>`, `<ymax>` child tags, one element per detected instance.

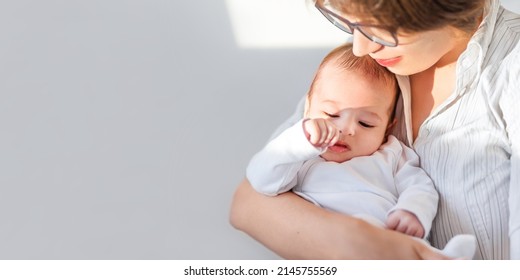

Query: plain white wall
<box><xmin>0</xmin><ymin>0</ymin><xmax>329</xmax><ymax>259</ymax></box>
<box><xmin>0</xmin><ymin>0</ymin><xmax>519</xmax><ymax>259</ymax></box>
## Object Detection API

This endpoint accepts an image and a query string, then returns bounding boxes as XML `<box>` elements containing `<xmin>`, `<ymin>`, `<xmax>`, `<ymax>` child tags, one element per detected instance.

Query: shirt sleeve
<box><xmin>246</xmin><ymin>119</ymin><xmax>323</xmax><ymax>196</ymax></box>
<box><xmin>387</xmin><ymin>137</ymin><xmax>440</xmax><ymax>237</ymax></box>
<box><xmin>499</xmin><ymin>48</ymin><xmax>520</xmax><ymax>260</ymax></box>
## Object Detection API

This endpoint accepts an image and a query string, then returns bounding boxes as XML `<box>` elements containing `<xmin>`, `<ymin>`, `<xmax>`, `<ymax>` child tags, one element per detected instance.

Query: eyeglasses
<box><xmin>315</xmin><ymin>1</ymin><xmax>399</xmax><ymax>47</ymax></box>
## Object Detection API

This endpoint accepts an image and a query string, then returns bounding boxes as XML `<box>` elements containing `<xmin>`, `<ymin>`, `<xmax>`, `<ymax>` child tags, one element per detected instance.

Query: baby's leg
<box><xmin>417</xmin><ymin>235</ymin><xmax>477</xmax><ymax>259</ymax></box>
<box><xmin>436</xmin><ymin>235</ymin><xmax>477</xmax><ymax>259</ymax></box>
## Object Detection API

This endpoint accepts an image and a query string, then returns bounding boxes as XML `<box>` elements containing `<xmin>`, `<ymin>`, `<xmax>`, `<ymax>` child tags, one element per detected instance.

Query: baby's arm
<box><xmin>246</xmin><ymin>120</ymin><xmax>323</xmax><ymax>195</ymax></box>
<box><xmin>387</xmin><ymin>137</ymin><xmax>439</xmax><ymax>238</ymax></box>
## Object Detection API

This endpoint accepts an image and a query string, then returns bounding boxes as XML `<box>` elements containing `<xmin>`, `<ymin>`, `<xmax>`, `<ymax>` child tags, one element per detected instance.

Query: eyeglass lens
<box><xmin>316</xmin><ymin>2</ymin><xmax>397</xmax><ymax>47</ymax></box>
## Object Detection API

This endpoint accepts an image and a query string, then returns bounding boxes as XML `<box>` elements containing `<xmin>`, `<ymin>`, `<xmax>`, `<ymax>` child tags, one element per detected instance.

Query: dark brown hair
<box><xmin>316</xmin><ymin>0</ymin><xmax>486</xmax><ymax>34</ymax></box>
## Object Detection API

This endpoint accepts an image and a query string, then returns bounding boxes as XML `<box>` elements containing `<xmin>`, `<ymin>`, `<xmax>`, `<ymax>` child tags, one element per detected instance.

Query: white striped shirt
<box><xmin>393</xmin><ymin>0</ymin><xmax>520</xmax><ymax>259</ymax></box>
<box><xmin>276</xmin><ymin>0</ymin><xmax>520</xmax><ymax>259</ymax></box>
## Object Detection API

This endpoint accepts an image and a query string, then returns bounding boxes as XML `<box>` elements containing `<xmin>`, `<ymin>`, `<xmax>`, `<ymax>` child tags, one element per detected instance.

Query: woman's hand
<box><xmin>230</xmin><ymin>178</ymin><xmax>449</xmax><ymax>259</ymax></box>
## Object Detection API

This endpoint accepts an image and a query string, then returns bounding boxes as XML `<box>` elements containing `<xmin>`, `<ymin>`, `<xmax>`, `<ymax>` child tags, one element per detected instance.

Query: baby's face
<box><xmin>306</xmin><ymin>66</ymin><xmax>394</xmax><ymax>163</ymax></box>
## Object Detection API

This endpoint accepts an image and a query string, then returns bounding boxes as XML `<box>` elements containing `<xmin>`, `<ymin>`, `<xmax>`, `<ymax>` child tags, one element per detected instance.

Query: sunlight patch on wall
<box><xmin>225</xmin><ymin>0</ymin><xmax>349</xmax><ymax>49</ymax></box>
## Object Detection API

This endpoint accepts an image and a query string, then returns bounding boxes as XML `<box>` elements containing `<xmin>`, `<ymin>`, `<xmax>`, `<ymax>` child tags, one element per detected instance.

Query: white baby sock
<box><xmin>440</xmin><ymin>234</ymin><xmax>477</xmax><ymax>259</ymax></box>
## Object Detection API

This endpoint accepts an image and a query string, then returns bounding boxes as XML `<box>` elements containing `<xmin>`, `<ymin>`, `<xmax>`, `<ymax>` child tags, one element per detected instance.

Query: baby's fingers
<box><xmin>385</xmin><ymin>216</ymin><xmax>400</xmax><ymax>230</ymax></box>
<box><xmin>304</xmin><ymin>120</ymin><xmax>320</xmax><ymax>145</ymax></box>
<box><xmin>319</xmin><ymin>121</ymin><xmax>339</xmax><ymax>147</ymax></box>
<box><xmin>326</xmin><ymin>127</ymin><xmax>341</xmax><ymax>147</ymax></box>
<box><xmin>315</xmin><ymin>120</ymin><xmax>330</xmax><ymax>145</ymax></box>
<box><xmin>405</xmin><ymin>227</ymin><xmax>419</xmax><ymax>237</ymax></box>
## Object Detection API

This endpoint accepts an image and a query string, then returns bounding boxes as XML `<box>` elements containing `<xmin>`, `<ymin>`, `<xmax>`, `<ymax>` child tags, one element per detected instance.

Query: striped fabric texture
<box><xmin>393</xmin><ymin>0</ymin><xmax>520</xmax><ymax>259</ymax></box>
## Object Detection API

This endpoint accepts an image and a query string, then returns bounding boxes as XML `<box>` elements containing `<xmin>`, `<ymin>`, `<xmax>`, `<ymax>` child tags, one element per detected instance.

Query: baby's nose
<box><xmin>336</xmin><ymin>118</ymin><xmax>356</xmax><ymax>136</ymax></box>
<box><xmin>342</xmin><ymin>123</ymin><xmax>356</xmax><ymax>136</ymax></box>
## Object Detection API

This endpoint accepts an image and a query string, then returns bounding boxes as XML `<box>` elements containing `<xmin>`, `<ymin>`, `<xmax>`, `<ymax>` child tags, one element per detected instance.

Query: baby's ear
<box><xmin>385</xmin><ymin>118</ymin><xmax>398</xmax><ymax>137</ymax></box>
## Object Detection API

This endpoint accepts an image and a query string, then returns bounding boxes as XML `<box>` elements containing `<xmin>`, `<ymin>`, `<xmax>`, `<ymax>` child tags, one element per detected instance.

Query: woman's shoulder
<box><xmin>479</xmin><ymin>7</ymin><xmax>520</xmax><ymax>85</ymax></box>
<box><xmin>496</xmin><ymin>4</ymin><xmax>520</xmax><ymax>34</ymax></box>
<box><xmin>486</xmin><ymin>7</ymin><xmax>520</xmax><ymax>61</ymax></box>
<box><xmin>487</xmin><ymin>10</ymin><xmax>520</xmax><ymax>78</ymax></box>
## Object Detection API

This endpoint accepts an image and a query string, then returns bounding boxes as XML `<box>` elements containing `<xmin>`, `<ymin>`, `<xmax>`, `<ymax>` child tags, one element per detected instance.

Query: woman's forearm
<box><xmin>229</xmin><ymin>178</ymin><xmax>448</xmax><ymax>259</ymax></box>
<box><xmin>230</xmin><ymin>178</ymin><xmax>358</xmax><ymax>259</ymax></box>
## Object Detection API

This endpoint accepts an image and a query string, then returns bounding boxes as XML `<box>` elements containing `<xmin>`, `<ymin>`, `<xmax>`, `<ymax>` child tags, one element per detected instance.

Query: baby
<box><xmin>246</xmin><ymin>43</ymin><xmax>476</xmax><ymax>259</ymax></box>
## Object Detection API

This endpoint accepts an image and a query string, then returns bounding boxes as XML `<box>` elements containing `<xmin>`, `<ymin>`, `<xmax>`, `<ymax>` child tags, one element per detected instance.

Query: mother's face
<box><xmin>364</xmin><ymin>26</ymin><xmax>472</xmax><ymax>76</ymax></box>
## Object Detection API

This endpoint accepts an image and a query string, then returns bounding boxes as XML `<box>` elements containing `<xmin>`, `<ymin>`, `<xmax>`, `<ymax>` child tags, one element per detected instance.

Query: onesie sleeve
<box><xmin>388</xmin><ymin>137</ymin><xmax>439</xmax><ymax>237</ymax></box>
<box><xmin>499</xmin><ymin>48</ymin><xmax>520</xmax><ymax>260</ymax></box>
<box><xmin>246</xmin><ymin>119</ymin><xmax>323</xmax><ymax>196</ymax></box>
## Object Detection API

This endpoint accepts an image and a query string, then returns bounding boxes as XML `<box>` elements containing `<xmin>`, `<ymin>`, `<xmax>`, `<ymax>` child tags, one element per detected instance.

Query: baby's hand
<box><xmin>386</xmin><ymin>210</ymin><xmax>425</xmax><ymax>238</ymax></box>
<box><xmin>303</xmin><ymin>118</ymin><xmax>341</xmax><ymax>148</ymax></box>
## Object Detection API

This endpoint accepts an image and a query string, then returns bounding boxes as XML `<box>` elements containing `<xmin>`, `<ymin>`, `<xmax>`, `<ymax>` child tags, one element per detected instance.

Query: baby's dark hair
<box><xmin>308</xmin><ymin>42</ymin><xmax>399</xmax><ymax>121</ymax></box>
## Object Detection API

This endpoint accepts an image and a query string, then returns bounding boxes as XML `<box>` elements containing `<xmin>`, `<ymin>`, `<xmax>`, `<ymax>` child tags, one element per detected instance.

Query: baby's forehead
<box><xmin>319</xmin><ymin>64</ymin><xmax>396</xmax><ymax>93</ymax></box>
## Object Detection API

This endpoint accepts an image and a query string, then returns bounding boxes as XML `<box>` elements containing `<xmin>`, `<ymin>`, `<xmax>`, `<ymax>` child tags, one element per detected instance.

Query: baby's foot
<box><xmin>441</xmin><ymin>234</ymin><xmax>477</xmax><ymax>259</ymax></box>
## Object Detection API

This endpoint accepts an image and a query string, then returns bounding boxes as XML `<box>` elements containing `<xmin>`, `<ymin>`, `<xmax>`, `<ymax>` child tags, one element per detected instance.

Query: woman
<box><xmin>230</xmin><ymin>0</ymin><xmax>520</xmax><ymax>259</ymax></box>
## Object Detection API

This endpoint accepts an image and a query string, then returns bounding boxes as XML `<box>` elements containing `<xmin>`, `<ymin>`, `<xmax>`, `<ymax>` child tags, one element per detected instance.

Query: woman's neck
<box><xmin>409</xmin><ymin>34</ymin><xmax>472</xmax><ymax>140</ymax></box>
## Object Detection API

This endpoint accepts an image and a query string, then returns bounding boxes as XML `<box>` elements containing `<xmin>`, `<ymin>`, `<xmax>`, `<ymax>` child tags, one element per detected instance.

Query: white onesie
<box><xmin>247</xmin><ymin>119</ymin><xmax>439</xmax><ymax>235</ymax></box>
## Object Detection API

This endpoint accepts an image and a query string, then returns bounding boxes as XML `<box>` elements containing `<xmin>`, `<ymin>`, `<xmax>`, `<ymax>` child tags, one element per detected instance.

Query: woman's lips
<box><xmin>375</xmin><ymin>56</ymin><xmax>402</xmax><ymax>67</ymax></box>
<box><xmin>327</xmin><ymin>143</ymin><xmax>350</xmax><ymax>153</ymax></box>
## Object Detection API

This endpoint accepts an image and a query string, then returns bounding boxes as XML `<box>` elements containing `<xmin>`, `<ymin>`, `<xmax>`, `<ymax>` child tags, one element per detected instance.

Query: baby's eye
<box><xmin>324</xmin><ymin>112</ymin><xmax>340</xmax><ymax>118</ymax></box>
<box><xmin>359</xmin><ymin>121</ymin><xmax>374</xmax><ymax>128</ymax></box>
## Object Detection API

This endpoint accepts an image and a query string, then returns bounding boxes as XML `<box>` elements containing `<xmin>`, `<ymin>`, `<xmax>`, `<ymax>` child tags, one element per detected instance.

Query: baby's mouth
<box><xmin>327</xmin><ymin>142</ymin><xmax>350</xmax><ymax>153</ymax></box>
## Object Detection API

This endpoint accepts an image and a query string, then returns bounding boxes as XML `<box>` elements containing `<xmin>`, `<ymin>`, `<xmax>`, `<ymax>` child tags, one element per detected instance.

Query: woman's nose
<box><xmin>351</xmin><ymin>31</ymin><xmax>383</xmax><ymax>57</ymax></box>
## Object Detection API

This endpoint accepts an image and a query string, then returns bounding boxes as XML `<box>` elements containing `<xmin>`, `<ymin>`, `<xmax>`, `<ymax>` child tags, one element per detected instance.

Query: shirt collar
<box><xmin>456</xmin><ymin>0</ymin><xmax>499</xmax><ymax>95</ymax></box>
<box><xmin>395</xmin><ymin>0</ymin><xmax>501</xmax><ymax>145</ymax></box>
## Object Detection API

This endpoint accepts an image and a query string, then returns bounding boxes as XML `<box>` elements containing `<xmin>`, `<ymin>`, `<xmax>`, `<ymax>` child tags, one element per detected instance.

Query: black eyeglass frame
<box><xmin>315</xmin><ymin>2</ymin><xmax>399</xmax><ymax>47</ymax></box>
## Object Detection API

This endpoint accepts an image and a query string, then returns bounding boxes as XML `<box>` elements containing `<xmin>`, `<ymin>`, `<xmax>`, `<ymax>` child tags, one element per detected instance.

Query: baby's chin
<box><xmin>319</xmin><ymin>152</ymin><xmax>352</xmax><ymax>163</ymax></box>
